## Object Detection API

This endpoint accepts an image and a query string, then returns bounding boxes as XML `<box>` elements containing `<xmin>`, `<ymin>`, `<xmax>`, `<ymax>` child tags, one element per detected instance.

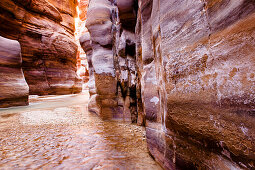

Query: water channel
<box><xmin>0</xmin><ymin>90</ymin><xmax>162</xmax><ymax>169</ymax></box>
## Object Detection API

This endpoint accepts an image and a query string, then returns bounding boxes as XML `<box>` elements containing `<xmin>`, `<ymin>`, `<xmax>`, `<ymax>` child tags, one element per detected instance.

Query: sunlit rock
<box><xmin>0</xmin><ymin>0</ymin><xmax>82</xmax><ymax>95</ymax></box>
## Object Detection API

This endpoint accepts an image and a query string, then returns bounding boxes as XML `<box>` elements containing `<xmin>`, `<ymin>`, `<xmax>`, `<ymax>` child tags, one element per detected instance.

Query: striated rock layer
<box><xmin>82</xmin><ymin>0</ymin><xmax>255</xmax><ymax>169</ymax></box>
<box><xmin>0</xmin><ymin>36</ymin><xmax>29</xmax><ymax>108</ymax></box>
<box><xmin>138</xmin><ymin>0</ymin><xmax>255</xmax><ymax>169</ymax></box>
<box><xmin>81</xmin><ymin>0</ymin><xmax>139</xmax><ymax>122</ymax></box>
<box><xmin>0</xmin><ymin>0</ymin><xmax>82</xmax><ymax>95</ymax></box>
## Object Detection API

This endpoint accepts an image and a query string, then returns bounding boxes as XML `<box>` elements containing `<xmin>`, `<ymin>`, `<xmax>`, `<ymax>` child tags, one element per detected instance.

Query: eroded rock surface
<box><xmin>81</xmin><ymin>0</ymin><xmax>139</xmax><ymax>121</ymax></box>
<box><xmin>0</xmin><ymin>0</ymin><xmax>82</xmax><ymax>95</ymax></box>
<box><xmin>0</xmin><ymin>36</ymin><xmax>29</xmax><ymax>108</ymax></box>
<box><xmin>138</xmin><ymin>0</ymin><xmax>255</xmax><ymax>169</ymax></box>
<box><xmin>82</xmin><ymin>0</ymin><xmax>255</xmax><ymax>169</ymax></box>
<box><xmin>80</xmin><ymin>32</ymin><xmax>99</xmax><ymax>115</ymax></box>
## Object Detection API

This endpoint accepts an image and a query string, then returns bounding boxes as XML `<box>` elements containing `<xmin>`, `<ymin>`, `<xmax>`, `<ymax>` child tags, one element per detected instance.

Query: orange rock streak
<box><xmin>75</xmin><ymin>0</ymin><xmax>89</xmax><ymax>81</ymax></box>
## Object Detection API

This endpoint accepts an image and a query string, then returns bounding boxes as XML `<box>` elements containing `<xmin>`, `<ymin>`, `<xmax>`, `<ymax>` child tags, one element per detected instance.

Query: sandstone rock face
<box><xmin>137</xmin><ymin>0</ymin><xmax>255</xmax><ymax>169</ymax></box>
<box><xmin>0</xmin><ymin>0</ymin><xmax>82</xmax><ymax>95</ymax></box>
<box><xmin>84</xmin><ymin>0</ymin><xmax>117</xmax><ymax>120</ymax></box>
<box><xmin>82</xmin><ymin>0</ymin><xmax>255</xmax><ymax>169</ymax></box>
<box><xmin>80</xmin><ymin>32</ymin><xmax>99</xmax><ymax>115</ymax></box>
<box><xmin>75</xmin><ymin>0</ymin><xmax>89</xmax><ymax>86</ymax></box>
<box><xmin>81</xmin><ymin>0</ymin><xmax>138</xmax><ymax>121</ymax></box>
<box><xmin>78</xmin><ymin>0</ymin><xmax>89</xmax><ymax>21</ymax></box>
<box><xmin>0</xmin><ymin>36</ymin><xmax>29</xmax><ymax>108</ymax></box>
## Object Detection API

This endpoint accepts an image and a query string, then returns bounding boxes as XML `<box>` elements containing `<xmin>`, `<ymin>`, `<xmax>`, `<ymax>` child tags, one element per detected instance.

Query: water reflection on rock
<box><xmin>0</xmin><ymin>91</ymin><xmax>161</xmax><ymax>169</ymax></box>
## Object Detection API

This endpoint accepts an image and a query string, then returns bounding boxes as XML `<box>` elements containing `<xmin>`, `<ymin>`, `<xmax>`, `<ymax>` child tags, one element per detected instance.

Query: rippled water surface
<box><xmin>0</xmin><ymin>91</ymin><xmax>161</xmax><ymax>169</ymax></box>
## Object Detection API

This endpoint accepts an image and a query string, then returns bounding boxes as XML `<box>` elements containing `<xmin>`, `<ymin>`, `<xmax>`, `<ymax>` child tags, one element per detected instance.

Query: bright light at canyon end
<box><xmin>75</xmin><ymin>2</ymin><xmax>88</xmax><ymax>82</ymax></box>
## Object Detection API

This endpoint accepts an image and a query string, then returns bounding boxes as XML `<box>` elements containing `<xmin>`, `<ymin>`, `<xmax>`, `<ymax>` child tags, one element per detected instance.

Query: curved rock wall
<box><xmin>82</xmin><ymin>0</ymin><xmax>255</xmax><ymax>169</ymax></box>
<box><xmin>80</xmin><ymin>32</ymin><xmax>99</xmax><ymax>114</ymax></box>
<box><xmin>81</xmin><ymin>0</ymin><xmax>139</xmax><ymax>121</ymax></box>
<box><xmin>138</xmin><ymin>0</ymin><xmax>255</xmax><ymax>169</ymax></box>
<box><xmin>0</xmin><ymin>36</ymin><xmax>29</xmax><ymax>108</ymax></box>
<box><xmin>85</xmin><ymin>0</ymin><xmax>118</xmax><ymax>120</ymax></box>
<box><xmin>0</xmin><ymin>0</ymin><xmax>82</xmax><ymax>95</ymax></box>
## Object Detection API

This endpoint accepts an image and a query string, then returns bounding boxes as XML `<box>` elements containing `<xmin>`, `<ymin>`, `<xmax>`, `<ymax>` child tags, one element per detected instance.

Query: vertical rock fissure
<box><xmin>135</xmin><ymin>0</ymin><xmax>145</xmax><ymax>125</ymax></box>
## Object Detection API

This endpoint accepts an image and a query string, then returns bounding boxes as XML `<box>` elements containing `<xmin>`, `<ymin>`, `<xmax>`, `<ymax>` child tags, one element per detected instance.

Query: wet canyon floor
<box><xmin>0</xmin><ymin>90</ymin><xmax>161</xmax><ymax>169</ymax></box>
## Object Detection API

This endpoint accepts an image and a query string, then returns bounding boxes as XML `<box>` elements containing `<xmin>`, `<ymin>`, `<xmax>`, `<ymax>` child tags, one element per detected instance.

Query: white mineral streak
<box><xmin>150</xmin><ymin>97</ymin><xmax>159</xmax><ymax>105</ymax></box>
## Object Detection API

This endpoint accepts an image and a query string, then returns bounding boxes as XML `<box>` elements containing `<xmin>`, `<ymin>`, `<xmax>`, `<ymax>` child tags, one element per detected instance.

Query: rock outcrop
<box><xmin>82</xmin><ymin>0</ymin><xmax>255</xmax><ymax>169</ymax></box>
<box><xmin>81</xmin><ymin>0</ymin><xmax>138</xmax><ymax>121</ymax></box>
<box><xmin>80</xmin><ymin>32</ymin><xmax>99</xmax><ymax>115</ymax></box>
<box><xmin>0</xmin><ymin>36</ymin><xmax>29</xmax><ymax>108</ymax></box>
<box><xmin>0</xmin><ymin>0</ymin><xmax>82</xmax><ymax>95</ymax></box>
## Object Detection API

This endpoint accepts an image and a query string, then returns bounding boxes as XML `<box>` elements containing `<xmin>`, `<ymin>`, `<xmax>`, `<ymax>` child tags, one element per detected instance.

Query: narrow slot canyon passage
<box><xmin>1</xmin><ymin>0</ymin><xmax>255</xmax><ymax>169</ymax></box>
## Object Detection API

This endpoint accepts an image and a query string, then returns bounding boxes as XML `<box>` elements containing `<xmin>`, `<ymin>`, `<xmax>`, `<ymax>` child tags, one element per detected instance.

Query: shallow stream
<box><xmin>0</xmin><ymin>91</ymin><xmax>161</xmax><ymax>169</ymax></box>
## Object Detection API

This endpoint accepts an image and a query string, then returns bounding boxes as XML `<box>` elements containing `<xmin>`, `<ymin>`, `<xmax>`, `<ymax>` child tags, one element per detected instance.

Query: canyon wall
<box><xmin>0</xmin><ymin>0</ymin><xmax>82</xmax><ymax>96</ymax></box>
<box><xmin>138</xmin><ymin>0</ymin><xmax>255</xmax><ymax>169</ymax></box>
<box><xmin>81</xmin><ymin>0</ymin><xmax>139</xmax><ymax>122</ymax></box>
<box><xmin>0</xmin><ymin>36</ymin><xmax>29</xmax><ymax>108</ymax></box>
<box><xmin>82</xmin><ymin>0</ymin><xmax>255</xmax><ymax>169</ymax></box>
